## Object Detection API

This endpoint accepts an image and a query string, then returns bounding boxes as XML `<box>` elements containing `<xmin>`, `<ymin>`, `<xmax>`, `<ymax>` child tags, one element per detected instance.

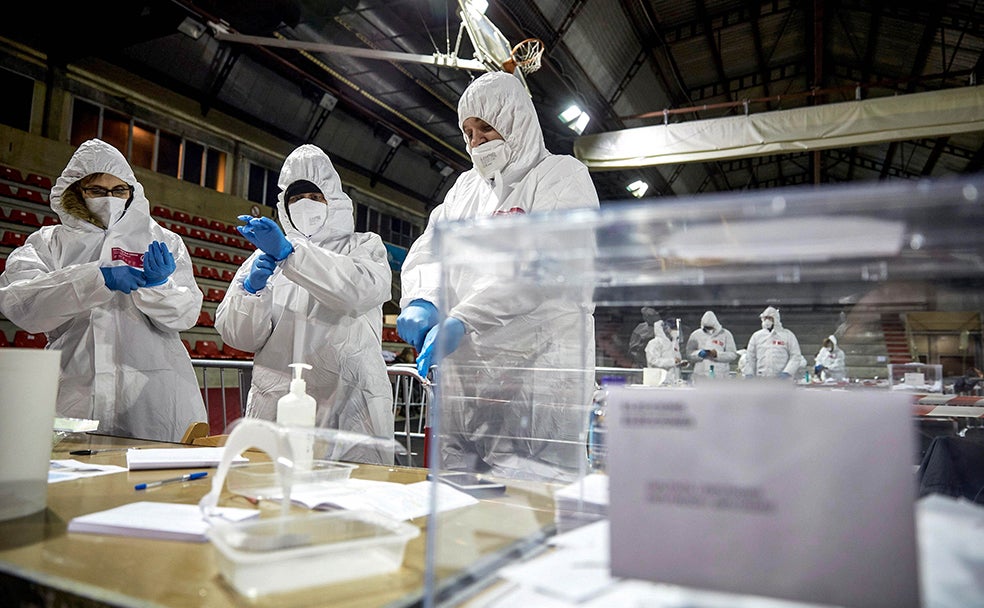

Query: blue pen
<box><xmin>134</xmin><ymin>471</ymin><xmax>208</xmax><ymax>491</ymax></box>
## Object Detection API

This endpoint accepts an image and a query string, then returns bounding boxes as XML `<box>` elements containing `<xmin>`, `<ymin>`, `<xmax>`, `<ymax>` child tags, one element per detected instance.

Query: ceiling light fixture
<box><xmin>558</xmin><ymin>104</ymin><xmax>590</xmax><ymax>135</ymax></box>
<box><xmin>626</xmin><ymin>179</ymin><xmax>649</xmax><ymax>198</ymax></box>
<box><xmin>464</xmin><ymin>0</ymin><xmax>490</xmax><ymax>15</ymax></box>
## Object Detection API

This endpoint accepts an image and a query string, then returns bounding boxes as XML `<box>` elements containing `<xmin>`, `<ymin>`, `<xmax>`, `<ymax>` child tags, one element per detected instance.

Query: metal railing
<box><xmin>191</xmin><ymin>359</ymin><xmax>252</xmax><ymax>434</ymax></box>
<box><xmin>388</xmin><ymin>363</ymin><xmax>431</xmax><ymax>468</ymax></box>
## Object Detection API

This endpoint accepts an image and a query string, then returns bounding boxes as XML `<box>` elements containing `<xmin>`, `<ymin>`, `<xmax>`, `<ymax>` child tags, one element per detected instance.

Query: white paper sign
<box><xmin>606</xmin><ymin>383</ymin><xmax>920</xmax><ymax>608</ymax></box>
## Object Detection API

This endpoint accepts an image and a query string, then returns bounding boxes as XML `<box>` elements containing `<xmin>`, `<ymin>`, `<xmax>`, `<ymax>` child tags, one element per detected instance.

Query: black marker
<box><xmin>69</xmin><ymin>448</ymin><xmax>130</xmax><ymax>456</ymax></box>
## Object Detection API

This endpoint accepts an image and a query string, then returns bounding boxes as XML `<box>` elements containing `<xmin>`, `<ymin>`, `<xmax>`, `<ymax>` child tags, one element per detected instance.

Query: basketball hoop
<box><xmin>503</xmin><ymin>38</ymin><xmax>544</xmax><ymax>75</ymax></box>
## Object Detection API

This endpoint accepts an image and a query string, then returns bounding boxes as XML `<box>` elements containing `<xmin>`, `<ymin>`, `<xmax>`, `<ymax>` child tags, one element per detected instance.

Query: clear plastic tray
<box><xmin>227</xmin><ymin>460</ymin><xmax>357</xmax><ymax>501</ymax></box>
<box><xmin>208</xmin><ymin>509</ymin><xmax>419</xmax><ymax>597</ymax></box>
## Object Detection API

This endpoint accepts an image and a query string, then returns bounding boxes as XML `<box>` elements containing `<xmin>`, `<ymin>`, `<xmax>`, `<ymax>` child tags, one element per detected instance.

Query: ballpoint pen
<box><xmin>134</xmin><ymin>471</ymin><xmax>208</xmax><ymax>491</ymax></box>
<box><xmin>69</xmin><ymin>448</ymin><xmax>131</xmax><ymax>456</ymax></box>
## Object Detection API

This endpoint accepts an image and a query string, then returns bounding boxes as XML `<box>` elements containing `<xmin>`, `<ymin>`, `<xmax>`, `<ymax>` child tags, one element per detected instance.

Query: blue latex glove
<box><xmin>416</xmin><ymin>317</ymin><xmax>466</xmax><ymax>378</ymax></box>
<box><xmin>142</xmin><ymin>241</ymin><xmax>175</xmax><ymax>286</ymax></box>
<box><xmin>237</xmin><ymin>215</ymin><xmax>294</xmax><ymax>261</ymax></box>
<box><xmin>777</xmin><ymin>372</ymin><xmax>792</xmax><ymax>379</ymax></box>
<box><xmin>814</xmin><ymin>364</ymin><xmax>824</xmax><ymax>375</ymax></box>
<box><xmin>698</xmin><ymin>349</ymin><xmax>708</xmax><ymax>359</ymax></box>
<box><xmin>396</xmin><ymin>299</ymin><xmax>440</xmax><ymax>351</ymax></box>
<box><xmin>243</xmin><ymin>254</ymin><xmax>278</xmax><ymax>294</ymax></box>
<box><xmin>101</xmin><ymin>266</ymin><xmax>146</xmax><ymax>294</ymax></box>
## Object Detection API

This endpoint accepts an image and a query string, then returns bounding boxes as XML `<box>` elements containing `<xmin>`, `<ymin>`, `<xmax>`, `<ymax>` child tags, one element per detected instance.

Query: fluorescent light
<box><xmin>177</xmin><ymin>17</ymin><xmax>206</xmax><ymax>40</ymax></box>
<box><xmin>559</xmin><ymin>104</ymin><xmax>590</xmax><ymax>135</ymax></box>
<box><xmin>465</xmin><ymin>0</ymin><xmax>489</xmax><ymax>15</ymax></box>
<box><xmin>386</xmin><ymin>134</ymin><xmax>403</xmax><ymax>149</ymax></box>
<box><xmin>626</xmin><ymin>180</ymin><xmax>649</xmax><ymax>198</ymax></box>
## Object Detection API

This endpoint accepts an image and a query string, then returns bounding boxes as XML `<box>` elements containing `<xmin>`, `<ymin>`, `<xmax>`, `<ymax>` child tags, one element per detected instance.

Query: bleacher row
<box><xmin>0</xmin><ymin>163</ymin><xmax>254</xmax><ymax>359</ymax></box>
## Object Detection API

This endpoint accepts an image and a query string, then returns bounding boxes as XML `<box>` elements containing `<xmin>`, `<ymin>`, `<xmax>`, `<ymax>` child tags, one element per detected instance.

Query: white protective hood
<box><xmin>276</xmin><ymin>144</ymin><xmax>355</xmax><ymax>244</ymax></box>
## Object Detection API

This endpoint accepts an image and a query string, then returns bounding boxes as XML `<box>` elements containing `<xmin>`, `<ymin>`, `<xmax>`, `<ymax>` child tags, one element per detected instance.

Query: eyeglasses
<box><xmin>82</xmin><ymin>185</ymin><xmax>132</xmax><ymax>199</ymax></box>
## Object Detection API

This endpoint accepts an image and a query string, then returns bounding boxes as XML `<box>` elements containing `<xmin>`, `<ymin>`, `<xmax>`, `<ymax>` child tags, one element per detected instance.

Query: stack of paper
<box><xmin>553</xmin><ymin>473</ymin><xmax>609</xmax><ymax>533</ymax></box>
<box><xmin>126</xmin><ymin>447</ymin><xmax>247</xmax><ymax>470</ymax></box>
<box><xmin>68</xmin><ymin>502</ymin><xmax>258</xmax><ymax>542</ymax></box>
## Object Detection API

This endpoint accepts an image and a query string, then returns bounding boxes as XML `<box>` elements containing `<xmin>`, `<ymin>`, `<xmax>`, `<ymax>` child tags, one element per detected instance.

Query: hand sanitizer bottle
<box><xmin>276</xmin><ymin>363</ymin><xmax>316</xmax><ymax>470</ymax></box>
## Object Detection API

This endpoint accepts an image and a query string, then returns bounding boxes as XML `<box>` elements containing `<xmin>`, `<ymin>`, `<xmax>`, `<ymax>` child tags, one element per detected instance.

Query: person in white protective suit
<box><xmin>814</xmin><ymin>334</ymin><xmax>847</xmax><ymax>382</ymax></box>
<box><xmin>0</xmin><ymin>139</ymin><xmax>206</xmax><ymax>442</ymax></box>
<box><xmin>396</xmin><ymin>71</ymin><xmax>599</xmax><ymax>481</ymax></box>
<box><xmin>744</xmin><ymin>306</ymin><xmax>803</xmax><ymax>379</ymax></box>
<box><xmin>685</xmin><ymin>310</ymin><xmax>738</xmax><ymax>379</ymax></box>
<box><xmin>645</xmin><ymin>320</ymin><xmax>683</xmax><ymax>384</ymax></box>
<box><xmin>215</xmin><ymin>144</ymin><xmax>394</xmax><ymax>464</ymax></box>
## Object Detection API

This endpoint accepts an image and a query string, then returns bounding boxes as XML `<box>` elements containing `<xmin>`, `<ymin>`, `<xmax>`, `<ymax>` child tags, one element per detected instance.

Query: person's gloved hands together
<box><xmin>416</xmin><ymin>317</ymin><xmax>465</xmax><ymax>378</ymax></box>
<box><xmin>243</xmin><ymin>254</ymin><xmax>278</xmax><ymax>294</ymax></box>
<box><xmin>777</xmin><ymin>372</ymin><xmax>792</xmax><ymax>379</ymax></box>
<box><xmin>237</xmin><ymin>215</ymin><xmax>293</xmax><ymax>261</ymax></box>
<box><xmin>698</xmin><ymin>349</ymin><xmax>708</xmax><ymax>359</ymax></box>
<box><xmin>142</xmin><ymin>241</ymin><xmax>176</xmax><ymax>286</ymax></box>
<box><xmin>101</xmin><ymin>266</ymin><xmax>146</xmax><ymax>294</ymax></box>
<box><xmin>397</xmin><ymin>299</ymin><xmax>440</xmax><ymax>351</ymax></box>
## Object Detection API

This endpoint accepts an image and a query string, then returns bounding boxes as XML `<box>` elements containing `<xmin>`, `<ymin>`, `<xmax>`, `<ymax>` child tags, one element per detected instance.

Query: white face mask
<box><xmin>469</xmin><ymin>140</ymin><xmax>508</xmax><ymax>179</ymax></box>
<box><xmin>289</xmin><ymin>198</ymin><xmax>327</xmax><ymax>237</ymax></box>
<box><xmin>670</xmin><ymin>329</ymin><xmax>679</xmax><ymax>340</ymax></box>
<box><xmin>762</xmin><ymin>320</ymin><xmax>774</xmax><ymax>331</ymax></box>
<box><xmin>85</xmin><ymin>196</ymin><xmax>127</xmax><ymax>228</ymax></box>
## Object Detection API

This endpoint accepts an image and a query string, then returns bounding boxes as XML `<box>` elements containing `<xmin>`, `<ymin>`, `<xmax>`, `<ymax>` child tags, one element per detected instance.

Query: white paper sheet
<box><xmin>49</xmin><ymin>459</ymin><xmax>127</xmax><ymax>483</ymax></box>
<box><xmin>606</xmin><ymin>383</ymin><xmax>920</xmax><ymax>608</ymax></box>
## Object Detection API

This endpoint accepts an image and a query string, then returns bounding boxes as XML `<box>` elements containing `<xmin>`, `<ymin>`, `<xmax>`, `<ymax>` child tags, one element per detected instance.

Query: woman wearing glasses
<box><xmin>0</xmin><ymin>139</ymin><xmax>206</xmax><ymax>442</ymax></box>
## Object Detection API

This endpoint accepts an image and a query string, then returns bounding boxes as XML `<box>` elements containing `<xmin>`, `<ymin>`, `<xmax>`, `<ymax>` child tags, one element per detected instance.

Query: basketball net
<box><xmin>502</xmin><ymin>38</ymin><xmax>544</xmax><ymax>75</ymax></box>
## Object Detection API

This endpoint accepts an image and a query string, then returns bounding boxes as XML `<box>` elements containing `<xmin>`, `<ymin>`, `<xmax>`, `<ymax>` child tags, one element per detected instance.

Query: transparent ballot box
<box><xmin>422</xmin><ymin>175</ymin><xmax>984</xmax><ymax>607</ymax></box>
<box><xmin>888</xmin><ymin>362</ymin><xmax>944</xmax><ymax>393</ymax></box>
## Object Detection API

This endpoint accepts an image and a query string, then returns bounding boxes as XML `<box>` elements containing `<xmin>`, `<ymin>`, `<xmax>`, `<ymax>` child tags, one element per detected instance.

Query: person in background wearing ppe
<box><xmin>397</xmin><ymin>71</ymin><xmax>599</xmax><ymax>481</ymax></box>
<box><xmin>645</xmin><ymin>320</ymin><xmax>684</xmax><ymax>384</ymax></box>
<box><xmin>686</xmin><ymin>310</ymin><xmax>738</xmax><ymax>380</ymax></box>
<box><xmin>628</xmin><ymin>306</ymin><xmax>660</xmax><ymax>367</ymax></box>
<box><xmin>744</xmin><ymin>306</ymin><xmax>802</xmax><ymax>379</ymax></box>
<box><xmin>0</xmin><ymin>139</ymin><xmax>205</xmax><ymax>442</ymax></box>
<box><xmin>814</xmin><ymin>334</ymin><xmax>847</xmax><ymax>382</ymax></box>
<box><xmin>215</xmin><ymin>144</ymin><xmax>394</xmax><ymax>464</ymax></box>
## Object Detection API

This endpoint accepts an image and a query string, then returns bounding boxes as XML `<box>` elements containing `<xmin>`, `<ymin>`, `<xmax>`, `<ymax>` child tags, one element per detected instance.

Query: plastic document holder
<box><xmin>199</xmin><ymin>419</ymin><xmax>419</xmax><ymax>598</ymax></box>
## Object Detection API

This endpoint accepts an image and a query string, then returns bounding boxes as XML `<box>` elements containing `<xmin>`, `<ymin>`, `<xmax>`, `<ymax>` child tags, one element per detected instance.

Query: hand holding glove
<box><xmin>698</xmin><ymin>349</ymin><xmax>708</xmax><ymax>359</ymax></box>
<box><xmin>237</xmin><ymin>215</ymin><xmax>294</xmax><ymax>261</ymax></box>
<box><xmin>142</xmin><ymin>241</ymin><xmax>176</xmax><ymax>286</ymax></box>
<box><xmin>416</xmin><ymin>317</ymin><xmax>466</xmax><ymax>378</ymax></box>
<box><xmin>397</xmin><ymin>299</ymin><xmax>440</xmax><ymax>351</ymax></box>
<box><xmin>243</xmin><ymin>254</ymin><xmax>278</xmax><ymax>294</ymax></box>
<box><xmin>101</xmin><ymin>266</ymin><xmax>147</xmax><ymax>294</ymax></box>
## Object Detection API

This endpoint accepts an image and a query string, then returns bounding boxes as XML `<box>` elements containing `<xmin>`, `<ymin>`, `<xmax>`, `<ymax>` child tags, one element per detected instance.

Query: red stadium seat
<box><xmin>151</xmin><ymin>206</ymin><xmax>173</xmax><ymax>219</ymax></box>
<box><xmin>190</xmin><ymin>228</ymin><xmax>207</xmax><ymax>241</ymax></box>
<box><xmin>169</xmin><ymin>223</ymin><xmax>189</xmax><ymax>236</ymax></box>
<box><xmin>209</xmin><ymin>220</ymin><xmax>227</xmax><ymax>233</ymax></box>
<box><xmin>205</xmin><ymin>288</ymin><xmax>226</xmax><ymax>302</ymax></box>
<box><xmin>0</xmin><ymin>166</ymin><xmax>24</xmax><ymax>183</ymax></box>
<box><xmin>202</xmin><ymin>266</ymin><xmax>220</xmax><ymax>280</ymax></box>
<box><xmin>232</xmin><ymin>254</ymin><xmax>247</xmax><ymax>265</ymax></box>
<box><xmin>0</xmin><ymin>257</ymin><xmax>6</xmax><ymax>273</ymax></box>
<box><xmin>25</xmin><ymin>173</ymin><xmax>53</xmax><ymax>190</ymax></box>
<box><xmin>226</xmin><ymin>237</ymin><xmax>246</xmax><ymax>249</ymax></box>
<box><xmin>193</xmin><ymin>340</ymin><xmax>222</xmax><ymax>359</ymax></box>
<box><xmin>212</xmin><ymin>251</ymin><xmax>231</xmax><ymax>264</ymax></box>
<box><xmin>192</xmin><ymin>246</ymin><xmax>213</xmax><ymax>260</ymax></box>
<box><xmin>222</xmin><ymin>344</ymin><xmax>253</xmax><ymax>359</ymax></box>
<box><xmin>197</xmin><ymin>310</ymin><xmax>214</xmax><ymax>327</ymax></box>
<box><xmin>0</xmin><ymin>184</ymin><xmax>16</xmax><ymax>199</ymax></box>
<box><xmin>14</xmin><ymin>187</ymin><xmax>47</xmax><ymax>205</ymax></box>
<box><xmin>192</xmin><ymin>215</ymin><xmax>209</xmax><ymax>227</ymax></box>
<box><xmin>1</xmin><ymin>231</ymin><xmax>27</xmax><ymax>248</ymax></box>
<box><xmin>173</xmin><ymin>211</ymin><xmax>191</xmax><ymax>224</ymax></box>
<box><xmin>42</xmin><ymin>215</ymin><xmax>59</xmax><ymax>226</ymax></box>
<box><xmin>208</xmin><ymin>232</ymin><xmax>226</xmax><ymax>245</ymax></box>
<box><xmin>181</xmin><ymin>339</ymin><xmax>193</xmax><ymax>355</ymax></box>
<box><xmin>225</xmin><ymin>223</ymin><xmax>240</xmax><ymax>236</ymax></box>
<box><xmin>0</xmin><ymin>330</ymin><xmax>8</xmax><ymax>347</ymax></box>
<box><xmin>14</xmin><ymin>331</ymin><xmax>47</xmax><ymax>348</ymax></box>
<box><xmin>220</xmin><ymin>269</ymin><xmax>235</xmax><ymax>282</ymax></box>
<box><xmin>8</xmin><ymin>209</ymin><xmax>41</xmax><ymax>227</ymax></box>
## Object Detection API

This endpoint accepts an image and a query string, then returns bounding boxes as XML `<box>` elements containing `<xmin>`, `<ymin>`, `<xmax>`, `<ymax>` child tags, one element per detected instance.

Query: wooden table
<box><xmin>0</xmin><ymin>434</ymin><xmax>559</xmax><ymax>607</ymax></box>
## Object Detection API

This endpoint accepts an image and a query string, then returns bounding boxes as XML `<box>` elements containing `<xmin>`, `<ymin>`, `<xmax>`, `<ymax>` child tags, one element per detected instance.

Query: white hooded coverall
<box><xmin>399</xmin><ymin>71</ymin><xmax>599</xmax><ymax>481</ymax></box>
<box><xmin>645</xmin><ymin>321</ymin><xmax>681</xmax><ymax>384</ymax></box>
<box><xmin>0</xmin><ymin>139</ymin><xmax>206</xmax><ymax>442</ymax></box>
<box><xmin>745</xmin><ymin>306</ymin><xmax>803</xmax><ymax>377</ymax></box>
<box><xmin>685</xmin><ymin>311</ymin><xmax>738</xmax><ymax>378</ymax></box>
<box><xmin>815</xmin><ymin>334</ymin><xmax>847</xmax><ymax>381</ymax></box>
<box><xmin>214</xmin><ymin>145</ymin><xmax>394</xmax><ymax>464</ymax></box>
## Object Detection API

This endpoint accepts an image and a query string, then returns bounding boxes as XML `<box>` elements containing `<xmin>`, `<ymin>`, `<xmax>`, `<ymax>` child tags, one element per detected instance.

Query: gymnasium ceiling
<box><xmin>4</xmin><ymin>0</ymin><xmax>984</xmax><ymax>206</ymax></box>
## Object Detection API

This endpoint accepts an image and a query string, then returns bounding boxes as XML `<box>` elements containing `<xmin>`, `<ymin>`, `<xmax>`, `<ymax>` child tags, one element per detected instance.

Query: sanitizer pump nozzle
<box><xmin>277</xmin><ymin>363</ymin><xmax>316</xmax><ymax>470</ymax></box>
